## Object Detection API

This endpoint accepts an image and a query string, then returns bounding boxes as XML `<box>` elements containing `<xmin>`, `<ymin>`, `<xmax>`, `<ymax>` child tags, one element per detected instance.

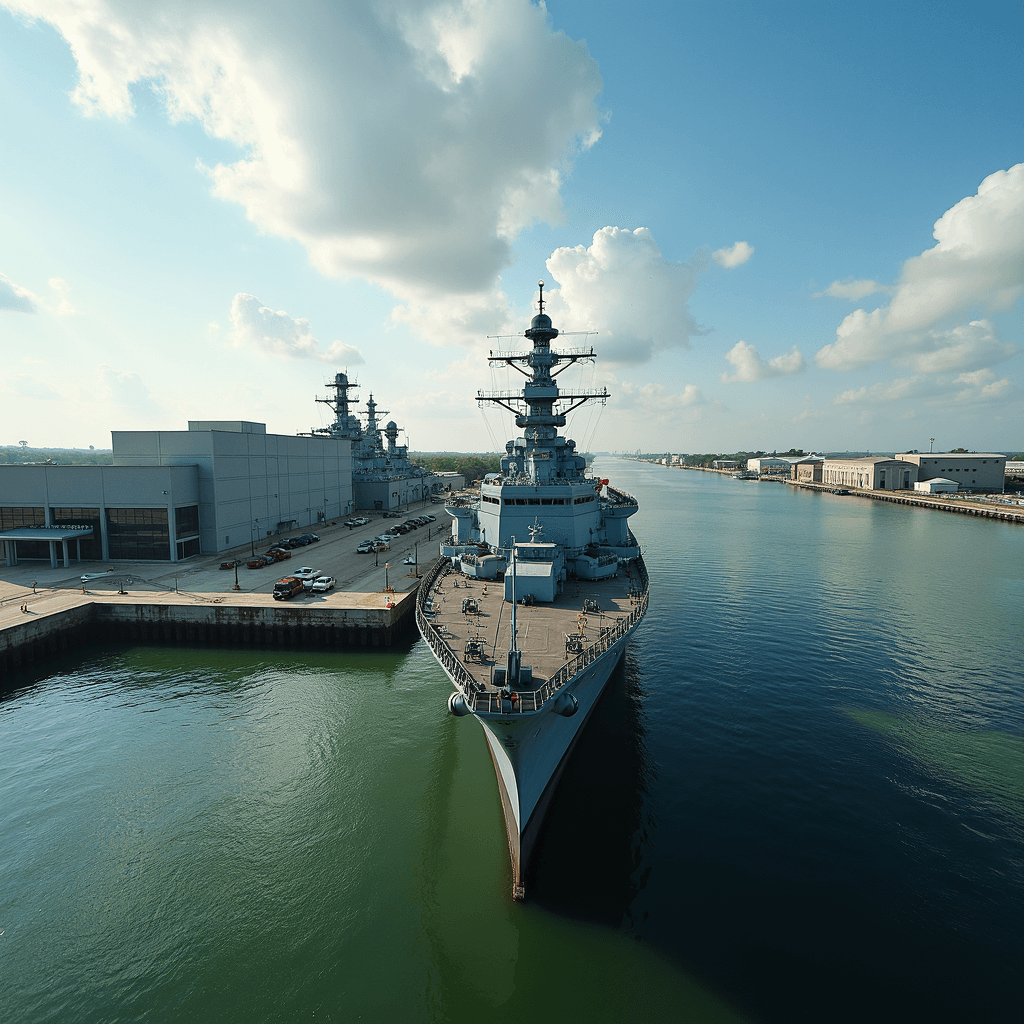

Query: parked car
<box><xmin>425</xmin><ymin>515</ymin><xmax>436</xmax><ymax>522</ymax></box>
<box><xmin>219</xmin><ymin>560</ymin><xmax>240</xmax><ymax>569</ymax></box>
<box><xmin>402</xmin><ymin>556</ymin><xmax>417</xmax><ymax>565</ymax></box>
<box><xmin>356</xmin><ymin>544</ymin><xmax>374</xmax><ymax>553</ymax></box>
<box><xmin>310</xmin><ymin>576</ymin><xmax>335</xmax><ymax>592</ymax></box>
<box><xmin>299</xmin><ymin>533</ymin><xmax>319</xmax><ymax>543</ymax></box>
<box><xmin>273</xmin><ymin>576</ymin><xmax>304</xmax><ymax>600</ymax></box>
<box><xmin>294</xmin><ymin>566</ymin><xmax>320</xmax><ymax>581</ymax></box>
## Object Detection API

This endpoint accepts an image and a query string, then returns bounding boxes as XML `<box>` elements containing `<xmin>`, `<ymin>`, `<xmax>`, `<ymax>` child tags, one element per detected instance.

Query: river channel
<box><xmin>2</xmin><ymin>459</ymin><xmax>1021</xmax><ymax>1022</ymax></box>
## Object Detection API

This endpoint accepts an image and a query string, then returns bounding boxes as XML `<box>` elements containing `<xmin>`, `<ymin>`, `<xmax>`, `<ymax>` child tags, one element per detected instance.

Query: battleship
<box><xmin>416</xmin><ymin>283</ymin><xmax>649</xmax><ymax>899</ymax></box>
<box><xmin>308</xmin><ymin>373</ymin><xmax>456</xmax><ymax>510</ymax></box>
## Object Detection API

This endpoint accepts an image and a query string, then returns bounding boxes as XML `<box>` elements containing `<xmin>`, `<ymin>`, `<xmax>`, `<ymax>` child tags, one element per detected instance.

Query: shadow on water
<box><xmin>0</xmin><ymin>636</ymin><xmax>418</xmax><ymax>707</ymax></box>
<box><xmin>530</xmin><ymin>647</ymin><xmax>657</xmax><ymax>929</ymax></box>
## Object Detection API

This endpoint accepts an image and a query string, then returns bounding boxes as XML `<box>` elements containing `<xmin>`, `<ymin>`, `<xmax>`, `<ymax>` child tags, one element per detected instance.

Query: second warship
<box><xmin>416</xmin><ymin>283</ymin><xmax>649</xmax><ymax>899</ymax></box>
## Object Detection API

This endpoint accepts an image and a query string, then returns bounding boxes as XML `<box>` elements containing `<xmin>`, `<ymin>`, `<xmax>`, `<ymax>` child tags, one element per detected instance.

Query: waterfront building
<box><xmin>821</xmin><ymin>457</ymin><xmax>918</xmax><ymax>490</ymax></box>
<box><xmin>895</xmin><ymin>452</ymin><xmax>1006</xmax><ymax>493</ymax></box>
<box><xmin>746</xmin><ymin>457</ymin><xmax>790</xmax><ymax>474</ymax></box>
<box><xmin>1</xmin><ymin>421</ymin><xmax>352</xmax><ymax>565</ymax></box>
<box><xmin>712</xmin><ymin>459</ymin><xmax>738</xmax><ymax>470</ymax></box>
<box><xmin>914</xmin><ymin>478</ymin><xmax>959</xmax><ymax>494</ymax></box>
<box><xmin>792</xmin><ymin>458</ymin><xmax>823</xmax><ymax>483</ymax></box>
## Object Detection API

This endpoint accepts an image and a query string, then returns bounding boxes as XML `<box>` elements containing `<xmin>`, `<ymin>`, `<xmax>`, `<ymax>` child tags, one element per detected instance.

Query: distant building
<box><xmin>746</xmin><ymin>457</ymin><xmax>789</xmax><ymax>474</ymax></box>
<box><xmin>896</xmin><ymin>452</ymin><xmax>1006</xmax><ymax>493</ymax></box>
<box><xmin>914</xmin><ymin>478</ymin><xmax>959</xmax><ymax>494</ymax></box>
<box><xmin>1</xmin><ymin>420</ymin><xmax>353</xmax><ymax>565</ymax></box>
<box><xmin>712</xmin><ymin>459</ymin><xmax>738</xmax><ymax>470</ymax></box>
<box><xmin>821</xmin><ymin>457</ymin><xmax>918</xmax><ymax>490</ymax></box>
<box><xmin>792</xmin><ymin>458</ymin><xmax>823</xmax><ymax>483</ymax></box>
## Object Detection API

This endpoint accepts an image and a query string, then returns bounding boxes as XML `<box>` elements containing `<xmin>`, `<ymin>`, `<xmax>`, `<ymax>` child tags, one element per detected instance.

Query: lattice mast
<box><xmin>476</xmin><ymin>281</ymin><xmax>607</xmax><ymax>443</ymax></box>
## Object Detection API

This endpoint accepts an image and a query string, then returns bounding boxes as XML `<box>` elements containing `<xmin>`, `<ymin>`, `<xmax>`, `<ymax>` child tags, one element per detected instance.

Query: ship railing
<box><xmin>451</xmin><ymin>554</ymin><xmax>650</xmax><ymax>716</ymax></box>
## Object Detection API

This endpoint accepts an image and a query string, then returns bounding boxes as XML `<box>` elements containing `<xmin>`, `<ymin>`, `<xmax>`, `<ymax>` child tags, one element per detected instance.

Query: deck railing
<box><xmin>416</xmin><ymin>553</ymin><xmax>650</xmax><ymax>715</ymax></box>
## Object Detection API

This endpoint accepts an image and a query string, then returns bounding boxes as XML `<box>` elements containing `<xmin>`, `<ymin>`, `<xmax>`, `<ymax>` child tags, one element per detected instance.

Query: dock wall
<box><xmin>0</xmin><ymin>589</ymin><xmax>419</xmax><ymax>677</ymax></box>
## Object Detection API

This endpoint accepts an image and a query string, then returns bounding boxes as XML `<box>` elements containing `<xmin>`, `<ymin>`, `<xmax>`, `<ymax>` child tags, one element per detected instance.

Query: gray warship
<box><xmin>416</xmin><ymin>283</ymin><xmax>649</xmax><ymax>899</ymax></box>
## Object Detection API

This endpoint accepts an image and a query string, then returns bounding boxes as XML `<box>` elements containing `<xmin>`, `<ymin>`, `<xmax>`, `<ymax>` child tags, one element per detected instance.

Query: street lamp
<box><xmin>251</xmin><ymin>519</ymin><xmax>259</xmax><ymax>557</ymax></box>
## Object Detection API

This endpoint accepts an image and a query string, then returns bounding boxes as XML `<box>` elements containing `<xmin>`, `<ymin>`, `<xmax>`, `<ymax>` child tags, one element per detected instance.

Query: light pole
<box><xmin>384</xmin><ymin>562</ymin><xmax>390</xmax><ymax>591</ymax></box>
<box><xmin>929</xmin><ymin>437</ymin><xmax>935</xmax><ymax>453</ymax></box>
<box><xmin>251</xmin><ymin>519</ymin><xmax>259</xmax><ymax>557</ymax></box>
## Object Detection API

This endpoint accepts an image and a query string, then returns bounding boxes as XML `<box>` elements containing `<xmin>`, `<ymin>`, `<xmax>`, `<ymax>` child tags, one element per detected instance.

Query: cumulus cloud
<box><xmin>711</xmin><ymin>240</ymin><xmax>753</xmax><ymax>269</ymax></box>
<box><xmin>617</xmin><ymin>380</ymin><xmax>706</xmax><ymax>411</ymax></box>
<box><xmin>814</xmin><ymin>278</ymin><xmax>892</xmax><ymax>301</ymax></box>
<box><xmin>228</xmin><ymin>293</ymin><xmax>364</xmax><ymax>364</ymax></box>
<box><xmin>0</xmin><ymin>272</ymin><xmax>39</xmax><ymax>313</ymax></box>
<box><xmin>98</xmin><ymin>366</ymin><xmax>160</xmax><ymax>415</ymax></box>
<box><xmin>817</xmin><ymin>164</ymin><xmax>1024</xmax><ymax>373</ymax></box>
<box><xmin>5</xmin><ymin>373</ymin><xmax>61</xmax><ymax>400</ymax></box>
<box><xmin>835</xmin><ymin>370</ymin><xmax>1013</xmax><ymax>407</ymax></box>
<box><xmin>721</xmin><ymin>340</ymin><xmax>805</xmax><ymax>382</ymax></box>
<box><xmin>48</xmin><ymin>277</ymin><xmax>76</xmax><ymax>315</ymax></box>
<box><xmin>9</xmin><ymin>0</ymin><xmax>603</xmax><ymax>335</ymax></box>
<box><xmin>544</xmin><ymin>227</ymin><xmax>705</xmax><ymax>365</ymax></box>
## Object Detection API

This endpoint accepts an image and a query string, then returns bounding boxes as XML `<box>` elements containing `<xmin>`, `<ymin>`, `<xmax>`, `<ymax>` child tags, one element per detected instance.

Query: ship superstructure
<box><xmin>310</xmin><ymin>373</ymin><xmax>437</xmax><ymax>510</ymax></box>
<box><xmin>416</xmin><ymin>284</ymin><xmax>648</xmax><ymax>899</ymax></box>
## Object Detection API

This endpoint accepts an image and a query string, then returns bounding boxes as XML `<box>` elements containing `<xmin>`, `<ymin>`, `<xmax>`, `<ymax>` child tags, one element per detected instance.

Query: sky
<box><xmin>1</xmin><ymin>0</ymin><xmax>1022</xmax><ymax>456</ymax></box>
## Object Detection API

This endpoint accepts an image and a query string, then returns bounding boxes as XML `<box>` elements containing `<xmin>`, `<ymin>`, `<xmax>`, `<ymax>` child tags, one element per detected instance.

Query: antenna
<box><xmin>537</xmin><ymin>280</ymin><xmax>545</xmax><ymax>316</ymax></box>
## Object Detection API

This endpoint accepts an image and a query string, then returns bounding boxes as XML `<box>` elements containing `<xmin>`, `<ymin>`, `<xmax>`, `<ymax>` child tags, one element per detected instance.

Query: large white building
<box><xmin>821</xmin><ymin>457</ymin><xmax>918</xmax><ymax>490</ymax></box>
<box><xmin>1</xmin><ymin>420</ymin><xmax>353</xmax><ymax>565</ymax></box>
<box><xmin>895</xmin><ymin>452</ymin><xmax>1006</xmax><ymax>493</ymax></box>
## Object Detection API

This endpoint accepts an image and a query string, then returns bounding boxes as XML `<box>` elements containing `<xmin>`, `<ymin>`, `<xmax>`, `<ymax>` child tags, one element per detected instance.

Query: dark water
<box><xmin>2</xmin><ymin>460</ymin><xmax>1022</xmax><ymax>1023</ymax></box>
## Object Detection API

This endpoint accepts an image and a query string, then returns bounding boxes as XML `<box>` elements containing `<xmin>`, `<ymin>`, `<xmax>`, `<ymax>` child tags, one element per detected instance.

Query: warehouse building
<box><xmin>821</xmin><ymin>457</ymin><xmax>918</xmax><ymax>490</ymax></box>
<box><xmin>1</xmin><ymin>420</ymin><xmax>352</xmax><ymax>565</ymax></box>
<box><xmin>895</xmin><ymin>452</ymin><xmax>1006</xmax><ymax>493</ymax></box>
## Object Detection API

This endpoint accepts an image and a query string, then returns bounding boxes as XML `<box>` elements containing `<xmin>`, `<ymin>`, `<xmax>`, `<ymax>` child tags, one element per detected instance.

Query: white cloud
<box><xmin>545</xmin><ymin>227</ymin><xmax>705</xmax><ymax>365</ymax></box>
<box><xmin>5</xmin><ymin>373</ymin><xmax>61</xmax><ymax>400</ymax></box>
<box><xmin>711</xmin><ymin>240</ymin><xmax>753</xmax><ymax>269</ymax></box>
<box><xmin>814</xmin><ymin>278</ymin><xmax>891</xmax><ymax>301</ymax></box>
<box><xmin>48</xmin><ymin>277</ymin><xmax>76</xmax><ymax>315</ymax></box>
<box><xmin>834</xmin><ymin>369</ymin><xmax>1014</xmax><ymax>407</ymax></box>
<box><xmin>817</xmin><ymin>163</ymin><xmax>1024</xmax><ymax>372</ymax></box>
<box><xmin>617</xmin><ymin>380</ymin><xmax>706</xmax><ymax>411</ymax></box>
<box><xmin>98</xmin><ymin>366</ymin><xmax>160</xmax><ymax>416</ymax></box>
<box><xmin>0</xmin><ymin>272</ymin><xmax>39</xmax><ymax>313</ymax></box>
<box><xmin>9</xmin><ymin>0</ymin><xmax>603</xmax><ymax>335</ymax></box>
<box><xmin>721</xmin><ymin>340</ymin><xmax>805</xmax><ymax>382</ymax></box>
<box><xmin>228</xmin><ymin>293</ymin><xmax>364</xmax><ymax>364</ymax></box>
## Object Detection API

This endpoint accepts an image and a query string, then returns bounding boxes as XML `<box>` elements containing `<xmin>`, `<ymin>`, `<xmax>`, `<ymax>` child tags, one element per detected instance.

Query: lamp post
<box><xmin>384</xmin><ymin>562</ymin><xmax>390</xmax><ymax>591</ymax></box>
<box><xmin>251</xmin><ymin>519</ymin><xmax>259</xmax><ymax>557</ymax></box>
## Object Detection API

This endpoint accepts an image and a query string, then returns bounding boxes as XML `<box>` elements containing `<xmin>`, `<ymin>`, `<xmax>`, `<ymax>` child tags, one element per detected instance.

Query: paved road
<box><xmin>0</xmin><ymin>502</ymin><xmax>446</xmax><ymax>622</ymax></box>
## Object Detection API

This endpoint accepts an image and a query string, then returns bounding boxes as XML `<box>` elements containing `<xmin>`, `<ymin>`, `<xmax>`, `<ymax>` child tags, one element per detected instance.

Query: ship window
<box><xmin>528</xmin><ymin>498</ymin><xmax>540</xmax><ymax>505</ymax></box>
<box><xmin>541</xmin><ymin>499</ymin><xmax>552</xmax><ymax>505</ymax></box>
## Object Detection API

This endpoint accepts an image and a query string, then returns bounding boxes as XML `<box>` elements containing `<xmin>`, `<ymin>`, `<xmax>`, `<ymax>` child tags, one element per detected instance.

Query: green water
<box><xmin>0</xmin><ymin>643</ymin><xmax>744</xmax><ymax>1023</ymax></box>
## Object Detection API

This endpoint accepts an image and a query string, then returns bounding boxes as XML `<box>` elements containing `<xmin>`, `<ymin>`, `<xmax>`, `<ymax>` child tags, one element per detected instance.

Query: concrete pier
<box><xmin>0</xmin><ymin>587</ymin><xmax>418</xmax><ymax>676</ymax></box>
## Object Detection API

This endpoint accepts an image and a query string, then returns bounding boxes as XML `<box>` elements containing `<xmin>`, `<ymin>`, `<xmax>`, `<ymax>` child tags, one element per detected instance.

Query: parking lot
<box><xmin>0</xmin><ymin>501</ymin><xmax>447</xmax><ymax>610</ymax></box>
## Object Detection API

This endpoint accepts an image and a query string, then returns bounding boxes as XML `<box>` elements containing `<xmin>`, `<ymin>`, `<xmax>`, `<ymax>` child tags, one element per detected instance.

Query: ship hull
<box><xmin>463</xmin><ymin>627</ymin><xmax>634</xmax><ymax>898</ymax></box>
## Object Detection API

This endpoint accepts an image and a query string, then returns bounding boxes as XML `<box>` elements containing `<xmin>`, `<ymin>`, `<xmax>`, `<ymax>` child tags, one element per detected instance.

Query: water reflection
<box><xmin>530</xmin><ymin>647</ymin><xmax>657</xmax><ymax>932</ymax></box>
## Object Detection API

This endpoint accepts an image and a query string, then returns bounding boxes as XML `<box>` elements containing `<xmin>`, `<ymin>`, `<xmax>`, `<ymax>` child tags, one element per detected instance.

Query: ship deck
<box><xmin>422</xmin><ymin>563</ymin><xmax>644</xmax><ymax>692</ymax></box>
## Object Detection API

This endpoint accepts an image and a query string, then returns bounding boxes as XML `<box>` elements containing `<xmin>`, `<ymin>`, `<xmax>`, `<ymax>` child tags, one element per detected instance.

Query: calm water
<box><xmin>2</xmin><ymin>460</ymin><xmax>1022</xmax><ymax>1023</ymax></box>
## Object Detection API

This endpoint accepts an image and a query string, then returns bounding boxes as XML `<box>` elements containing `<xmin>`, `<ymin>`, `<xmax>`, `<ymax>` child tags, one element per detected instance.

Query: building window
<box><xmin>51</xmin><ymin>507</ymin><xmax>102</xmax><ymax>559</ymax></box>
<box><xmin>175</xmin><ymin>504</ymin><xmax>200</xmax><ymax>538</ymax></box>
<box><xmin>0</xmin><ymin>506</ymin><xmax>48</xmax><ymax>559</ymax></box>
<box><xmin>106</xmin><ymin>508</ymin><xmax>170</xmax><ymax>560</ymax></box>
<box><xmin>176</xmin><ymin>538</ymin><xmax>201</xmax><ymax>559</ymax></box>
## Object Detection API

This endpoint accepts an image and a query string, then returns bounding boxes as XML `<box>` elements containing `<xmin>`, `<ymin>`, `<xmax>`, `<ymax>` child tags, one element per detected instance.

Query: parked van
<box><xmin>273</xmin><ymin>576</ymin><xmax>304</xmax><ymax>600</ymax></box>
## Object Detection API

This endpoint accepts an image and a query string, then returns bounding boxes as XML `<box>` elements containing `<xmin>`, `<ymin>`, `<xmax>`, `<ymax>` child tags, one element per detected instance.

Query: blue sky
<box><xmin>1</xmin><ymin>0</ymin><xmax>1021</xmax><ymax>454</ymax></box>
